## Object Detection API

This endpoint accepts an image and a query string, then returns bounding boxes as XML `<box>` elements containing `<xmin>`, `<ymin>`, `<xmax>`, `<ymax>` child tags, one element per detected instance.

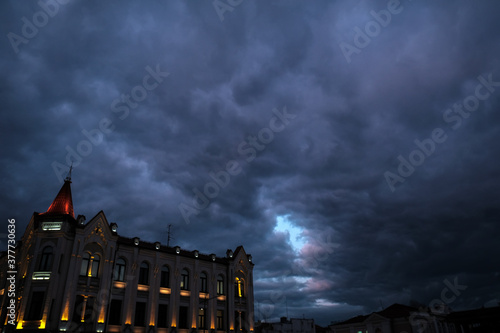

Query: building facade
<box><xmin>0</xmin><ymin>177</ymin><xmax>254</xmax><ymax>333</ymax></box>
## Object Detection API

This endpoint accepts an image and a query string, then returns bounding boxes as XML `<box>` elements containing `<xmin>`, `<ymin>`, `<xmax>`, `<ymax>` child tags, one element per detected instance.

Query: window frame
<box><xmin>217</xmin><ymin>274</ymin><xmax>225</xmax><ymax>295</ymax></box>
<box><xmin>180</xmin><ymin>268</ymin><xmax>189</xmax><ymax>290</ymax></box>
<box><xmin>139</xmin><ymin>262</ymin><xmax>149</xmax><ymax>285</ymax></box>
<box><xmin>200</xmin><ymin>272</ymin><xmax>208</xmax><ymax>293</ymax></box>
<box><xmin>39</xmin><ymin>246</ymin><xmax>53</xmax><ymax>271</ymax></box>
<box><xmin>114</xmin><ymin>258</ymin><xmax>126</xmax><ymax>281</ymax></box>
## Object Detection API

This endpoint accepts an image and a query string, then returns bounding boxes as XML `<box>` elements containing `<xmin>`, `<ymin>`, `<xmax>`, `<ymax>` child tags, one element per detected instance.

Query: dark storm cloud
<box><xmin>1</xmin><ymin>0</ymin><xmax>500</xmax><ymax>326</ymax></box>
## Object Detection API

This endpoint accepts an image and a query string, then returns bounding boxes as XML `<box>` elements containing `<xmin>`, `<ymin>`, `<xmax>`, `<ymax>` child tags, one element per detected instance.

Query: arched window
<box><xmin>235</xmin><ymin>277</ymin><xmax>244</xmax><ymax>298</ymax></box>
<box><xmin>160</xmin><ymin>265</ymin><xmax>170</xmax><ymax>288</ymax></box>
<box><xmin>114</xmin><ymin>258</ymin><xmax>126</xmax><ymax>281</ymax></box>
<box><xmin>80</xmin><ymin>252</ymin><xmax>90</xmax><ymax>276</ymax></box>
<box><xmin>139</xmin><ymin>262</ymin><xmax>149</xmax><ymax>285</ymax></box>
<box><xmin>217</xmin><ymin>274</ymin><xmax>225</xmax><ymax>295</ymax></box>
<box><xmin>180</xmin><ymin>269</ymin><xmax>189</xmax><ymax>290</ymax></box>
<box><xmin>90</xmin><ymin>254</ymin><xmax>100</xmax><ymax>277</ymax></box>
<box><xmin>200</xmin><ymin>272</ymin><xmax>208</xmax><ymax>293</ymax></box>
<box><xmin>39</xmin><ymin>246</ymin><xmax>53</xmax><ymax>271</ymax></box>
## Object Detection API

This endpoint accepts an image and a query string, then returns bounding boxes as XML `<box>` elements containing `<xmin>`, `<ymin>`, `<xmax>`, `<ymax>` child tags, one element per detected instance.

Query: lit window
<box><xmin>198</xmin><ymin>308</ymin><xmax>206</xmax><ymax>329</ymax></box>
<box><xmin>114</xmin><ymin>258</ymin><xmax>126</xmax><ymax>281</ymax></box>
<box><xmin>80</xmin><ymin>252</ymin><xmax>100</xmax><ymax>277</ymax></box>
<box><xmin>217</xmin><ymin>275</ymin><xmax>225</xmax><ymax>295</ymax></box>
<box><xmin>235</xmin><ymin>278</ymin><xmax>244</xmax><ymax>298</ymax></box>
<box><xmin>139</xmin><ymin>262</ymin><xmax>149</xmax><ymax>285</ymax></box>
<box><xmin>200</xmin><ymin>272</ymin><xmax>208</xmax><ymax>293</ymax></box>
<box><xmin>217</xmin><ymin>310</ymin><xmax>224</xmax><ymax>330</ymax></box>
<box><xmin>39</xmin><ymin>246</ymin><xmax>53</xmax><ymax>271</ymax></box>
<box><xmin>180</xmin><ymin>269</ymin><xmax>189</xmax><ymax>290</ymax></box>
<box><xmin>90</xmin><ymin>254</ymin><xmax>100</xmax><ymax>277</ymax></box>
<box><xmin>42</xmin><ymin>221</ymin><xmax>62</xmax><ymax>231</ymax></box>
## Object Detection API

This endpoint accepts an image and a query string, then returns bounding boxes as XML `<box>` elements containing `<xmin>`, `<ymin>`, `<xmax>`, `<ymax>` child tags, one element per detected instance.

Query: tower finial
<box><xmin>65</xmin><ymin>163</ymin><xmax>73</xmax><ymax>182</ymax></box>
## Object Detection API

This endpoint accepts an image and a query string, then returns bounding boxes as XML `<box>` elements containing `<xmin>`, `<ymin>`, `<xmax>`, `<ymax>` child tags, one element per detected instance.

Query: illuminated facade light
<box><xmin>175</xmin><ymin>246</ymin><xmax>181</xmax><ymax>254</ymax></box>
<box><xmin>42</xmin><ymin>221</ymin><xmax>62</xmax><ymax>231</ymax></box>
<box><xmin>155</xmin><ymin>242</ymin><xmax>161</xmax><ymax>250</ymax></box>
<box><xmin>32</xmin><ymin>271</ymin><xmax>51</xmax><ymax>280</ymax></box>
<box><xmin>133</xmin><ymin>237</ymin><xmax>140</xmax><ymax>246</ymax></box>
<box><xmin>194</xmin><ymin>250</ymin><xmax>199</xmax><ymax>258</ymax></box>
<box><xmin>159</xmin><ymin>287</ymin><xmax>171</xmax><ymax>294</ymax></box>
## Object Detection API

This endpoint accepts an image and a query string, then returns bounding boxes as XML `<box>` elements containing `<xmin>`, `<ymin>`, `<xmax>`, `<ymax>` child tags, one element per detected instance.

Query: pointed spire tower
<box><xmin>45</xmin><ymin>166</ymin><xmax>74</xmax><ymax>218</ymax></box>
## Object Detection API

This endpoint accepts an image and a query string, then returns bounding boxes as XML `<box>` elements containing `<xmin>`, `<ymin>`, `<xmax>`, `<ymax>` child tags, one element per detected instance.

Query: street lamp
<box><xmin>201</xmin><ymin>294</ymin><xmax>220</xmax><ymax>333</ymax></box>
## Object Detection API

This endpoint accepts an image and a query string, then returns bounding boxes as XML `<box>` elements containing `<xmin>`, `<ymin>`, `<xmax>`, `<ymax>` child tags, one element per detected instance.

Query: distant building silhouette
<box><xmin>328</xmin><ymin>303</ymin><xmax>500</xmax><ymax>333</ymax></box>
<box><xmin>256</xmin><ymin>317</ymin><xmax>316</xmax><ymax>333</ymax></box>
<box><xmin>0</xmin><ymin>177</ymin><xmax>254</xmax><ymax>333</ymax></box>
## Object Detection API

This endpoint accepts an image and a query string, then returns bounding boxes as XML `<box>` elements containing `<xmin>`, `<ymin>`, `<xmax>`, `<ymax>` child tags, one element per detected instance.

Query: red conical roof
<box><xmin>45</xmin><ymin>179</ymin><xmax>74</xmax><ymax>218</ymax></box>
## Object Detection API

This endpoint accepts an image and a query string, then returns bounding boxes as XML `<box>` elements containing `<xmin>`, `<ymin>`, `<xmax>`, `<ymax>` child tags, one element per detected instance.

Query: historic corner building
<box><xmin>0</xmin><ymin>177</ymin><xmax>254</xmax><ymax>333</ymax></box>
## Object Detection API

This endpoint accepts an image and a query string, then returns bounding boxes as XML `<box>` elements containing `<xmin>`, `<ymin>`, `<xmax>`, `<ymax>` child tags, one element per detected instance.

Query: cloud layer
<box><xmin>1</xmin><ymin>0</ymin><xmax>500</xmax><ymax>325</ymax></box>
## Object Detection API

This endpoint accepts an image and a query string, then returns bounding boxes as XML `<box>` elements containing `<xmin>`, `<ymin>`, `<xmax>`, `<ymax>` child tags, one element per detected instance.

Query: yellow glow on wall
<box><xmin>98</xmin><ymin>306</ymin><xmax>106</xmax><ymax>323</ymax></box>
<box><xmin>113</xmin><ymin>281</ymin><xmax>126</xmax><ymax>289</ymax></box>
<box><xmin>39</xmin><ymin>319</ymin><xmax>46</xmax><ymax>329</ymax></box>
<box><xmin>17</xmin><ymin>321</ymin><xmax>24</xmax><ymax>329</ymax></box>
<box><xmin>61</xmin><ymin>299</ymin><xmax>70</xmax><ymax>321</ymax></box>
<box><xmin>180</xmin><ymin>290</ymin><xmax>191</xmax><ymax>297</ymax></box>
<box><xmin>159</xmin><ymin>287</ymin><xmax>171</xmax><ymax>294</ymax></box>
<box><xmin>236</xmin><ymin>278</ymin><xmax>243</xmax><ymax>297</ymax></box>
<box><xmin>137</xmin><ymin>284</ymin><xmax>149</xmax><ymax>291</ymax></box>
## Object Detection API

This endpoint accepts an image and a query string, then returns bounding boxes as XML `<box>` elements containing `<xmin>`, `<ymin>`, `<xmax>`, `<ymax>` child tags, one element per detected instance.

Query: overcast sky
<box><xmin>1</xmin><ymin>0</ymin><xmax>500</xmax><ymax>326</ymax></box>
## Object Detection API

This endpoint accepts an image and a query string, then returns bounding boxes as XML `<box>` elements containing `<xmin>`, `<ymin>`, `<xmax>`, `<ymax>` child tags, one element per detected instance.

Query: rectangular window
<box><xmin>179</xmin><ymin>306</ymin><xmax>189</xmax><ymax>329</ymax></box>
<box><xmin>160</xmin><ymin>270</ymin><xmax>169</xmax><ymax>288</ymax></box>
<box><xmin>217</xmin><ymin>279</ymin><xmax>224</xmax><ymax>295</ymax></box>
<box><xmin>108</xmin><ymin>300</ymin><xmax>122</xmax><ymax>325</ymax></box>
<box><xmin>139</xmin><ymin>266</ymin><xmax>149</xmax><ymax>285</ymax></box>
<box><xmin>72</xmin><ymin>295</ymin><xmax>85</xmax><ymax>323</ymax></box>
<box><xmin>25</xmin><ymin>291</ymin><xmax>45</xmax><ymax>320</ymax></box>
<box><xmin>200</xmin><ymin>274</ymin><xmax>207</xmax><ymax>293</ymax></box>
<box><xmin>41</xmin><ymin>221</ymin><xmax>62</xmax><ymax>231</ymax></box>
<box><xmin>158</xmin><ymin>304</ymin><xmax>168</xmax><ymax>328</ymax></box>
<box><xmin>134</xmin><ymin>302</ymin><xmax>146</xmax><ymax>327</ymax></box>
<box><xmin>198</xmin><ymin>308</ymin><xmax>206</xmax><ymax>329</ymax></box>
<box><xmin>217</xmin><ymin>310</ymin><xmax>224</xmax><ymax>330</ymax></box>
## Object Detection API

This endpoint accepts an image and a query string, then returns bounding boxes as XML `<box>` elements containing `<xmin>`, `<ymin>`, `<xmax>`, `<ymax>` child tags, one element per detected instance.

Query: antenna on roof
<box><xmin>167</xmin><ymin>224</ymin><xmax>173</xmax><ymax>247</ymax></box>
<box><xmin>65</xmin><ymin>163</ymin><xmax>73</xmax><ymax>182</ymax></box>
